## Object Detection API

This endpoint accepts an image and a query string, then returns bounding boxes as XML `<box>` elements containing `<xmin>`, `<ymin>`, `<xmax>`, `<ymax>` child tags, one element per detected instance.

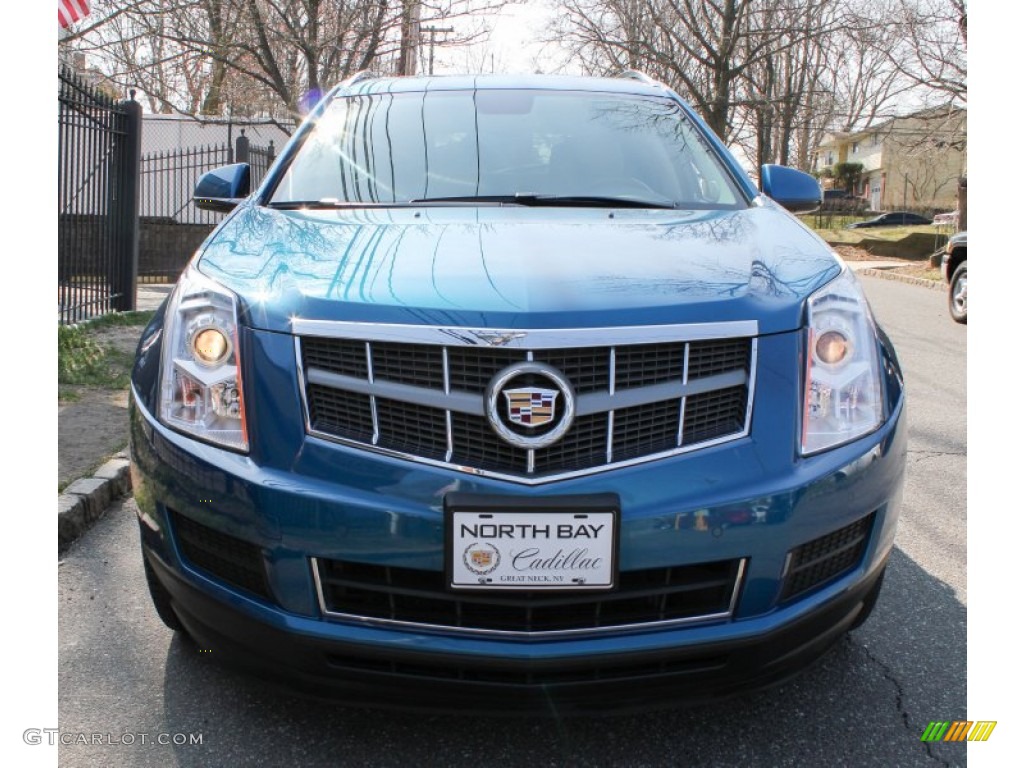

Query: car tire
<box><xmin>850</xmin><ymin>566</ymin><xmax>887</xmax><ymax>631</ymax></box>
<box><xmin>143</xmin><ymin>555</ymin><xmax>188</xmax><ymax>634</ymax></box>
<box><xmin>948</xmin><ymin>262</ymin><xmax>967</xmax><ymax>324</ymax></box>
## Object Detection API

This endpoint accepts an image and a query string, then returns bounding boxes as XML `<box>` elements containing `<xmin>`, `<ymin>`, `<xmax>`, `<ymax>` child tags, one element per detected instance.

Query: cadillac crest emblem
<box><xmin>504</xmin><ymin>387</ymin><xmax>559</xmax><ymax>428</ymax></box>
<box><xmin>463</xmin><ymin>542</ymin><xmax>500</xmax><ymax>575</ymax></box>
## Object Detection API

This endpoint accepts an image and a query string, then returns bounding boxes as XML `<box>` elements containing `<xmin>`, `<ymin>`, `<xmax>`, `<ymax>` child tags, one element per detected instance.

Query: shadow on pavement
<box><xmin>155</xmin><ymin>548</ymin><xmax>965</xmax><ymax>768</ymax></box>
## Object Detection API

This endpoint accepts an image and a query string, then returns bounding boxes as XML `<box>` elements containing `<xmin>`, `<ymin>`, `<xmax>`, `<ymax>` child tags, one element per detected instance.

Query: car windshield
<box><xmin>268</xmin><ymin>89</ymin><xmax>745</xmax><ymax>209</ymax></box>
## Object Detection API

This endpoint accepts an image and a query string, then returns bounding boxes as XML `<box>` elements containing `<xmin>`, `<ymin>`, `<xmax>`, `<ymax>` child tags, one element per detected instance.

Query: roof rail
<box><xmin>618</xmin><ymin>69</ymin><xmax>658</xmax><ymax>86</ymax></box>
<box><xmin>340</xmin><ymin>70</ymin><xmax>376</xmax><ymax>88</ymax></box>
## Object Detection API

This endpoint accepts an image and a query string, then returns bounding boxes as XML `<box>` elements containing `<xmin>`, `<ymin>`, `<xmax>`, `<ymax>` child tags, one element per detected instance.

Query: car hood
<box><xmin>198</xmin><ymin>201</ymin><xmax>841</xmax><ymax>335</ymax></box>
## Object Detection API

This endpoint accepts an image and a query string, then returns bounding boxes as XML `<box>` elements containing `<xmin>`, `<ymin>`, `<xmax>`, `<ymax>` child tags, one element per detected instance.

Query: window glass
<box><xmin>270</xmin><ymin>90</ymin><xmax>744</xmax><ymax>208</ymax></box>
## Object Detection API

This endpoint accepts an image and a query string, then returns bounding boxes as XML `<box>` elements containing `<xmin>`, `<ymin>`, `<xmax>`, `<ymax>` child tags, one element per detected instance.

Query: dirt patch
<box><xmin>58</xmin><ymin>324</ymin><xmax>146</xmax><ymax>490</ymax></box>
<box><xmin>833</xmin><ymin>244</ymin><xmax>942</xmax><ymax>281</ymax></box>
<box><xmin>58</xmin><ymin>389</ymin><xmax>130</xmax><ymax>488</ymax></box>
<box><xmin>832</xmin><ymin>244</ymin><xmax>892</xmax><ymax>262</ymax></box>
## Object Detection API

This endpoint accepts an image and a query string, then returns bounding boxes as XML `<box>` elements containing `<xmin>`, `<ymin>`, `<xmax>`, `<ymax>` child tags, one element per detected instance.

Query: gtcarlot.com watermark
<box><xmin>24</xmin><ymin>729</ymin><xmax>203</xmax><ymax>746</ymax></box>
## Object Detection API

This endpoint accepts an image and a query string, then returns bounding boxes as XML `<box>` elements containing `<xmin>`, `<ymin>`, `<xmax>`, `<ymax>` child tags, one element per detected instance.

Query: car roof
<box><xmin>334</xmin><ymin>73</ymin><xmax>666</xmax><ymax>98</ymax></box>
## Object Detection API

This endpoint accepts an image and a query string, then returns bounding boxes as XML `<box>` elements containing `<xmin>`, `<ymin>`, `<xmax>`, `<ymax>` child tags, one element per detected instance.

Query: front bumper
<box><xmin>130</xmin><ymin>342</ymin><xmax>906</xmax><ymax>713</ymax></box>
<box><xmin>145</xmin><ymin>544</ymin><xmax>888</xmax><ymax>714</ymax></box>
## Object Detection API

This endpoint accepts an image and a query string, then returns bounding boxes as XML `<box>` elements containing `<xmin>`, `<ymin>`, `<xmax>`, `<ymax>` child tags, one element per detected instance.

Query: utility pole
<box><xmin>398</xmin><ymin>3</ymin><xmax>422</xmax><ymax>76</ymax></box>
<box><xmin>422</xmin><ymin>25</ymin><xmax>454</xmax><ymax>75</ymax></box>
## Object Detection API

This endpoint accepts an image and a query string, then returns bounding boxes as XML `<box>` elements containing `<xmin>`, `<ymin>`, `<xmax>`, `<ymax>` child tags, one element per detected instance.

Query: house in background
<box><xmin>812</xmin><ymin>105</ymin><xmax>966</xmax><ymax>212</ymax></box>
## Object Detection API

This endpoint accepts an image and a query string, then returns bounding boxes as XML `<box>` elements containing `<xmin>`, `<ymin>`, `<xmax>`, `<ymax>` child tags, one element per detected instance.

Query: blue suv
<box><xmin>130</xmin><ymin>73</ymin><xmax>906</xmax><ymax>714</ymax></box>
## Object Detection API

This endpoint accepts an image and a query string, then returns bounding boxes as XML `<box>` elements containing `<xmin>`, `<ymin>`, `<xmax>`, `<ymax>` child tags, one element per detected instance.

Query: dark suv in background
<box><xmin>942</xmin><ymin>231</ymin><xmax>967</xmax><ymax>323</ymax></box>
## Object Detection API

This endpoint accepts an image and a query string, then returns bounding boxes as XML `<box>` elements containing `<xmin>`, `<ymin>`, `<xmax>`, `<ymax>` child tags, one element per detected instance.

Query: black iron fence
<box><xmin>140</xmin><ymin>143</ymin><xmax>232</xmax><ymax>225</ymax></box>
<box><xmin>138</xmin><ymin>133</ymin><xmax>276</xmax><ymax>282</ymax></box>
<box><xmin>244</xmin><ymin>134</ymin><xmax>277</xmax><ymax>184</ymax></box>
<box><xmin>58</xmin><ymin>67</ymin><xmax>141</xmax><ymax>323</ymax></box>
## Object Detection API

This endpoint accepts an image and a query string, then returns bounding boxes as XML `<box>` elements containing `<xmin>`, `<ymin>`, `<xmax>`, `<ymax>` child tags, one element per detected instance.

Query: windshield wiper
<box><xmin>513</xmin><ymin>193</ymin><xmax>678</xmax><ymax>209</ymax></box>
<box><xmin>267</xmin><ymin>200</ymin><xmax>405</xmax><ymax>209</ymax></box>
<box><xmin>408</xmin><ymin>194</ymin><xmax>679</xmax><ymax>209</ymax></box>
<box><xmin>271</xmin><ymin>194</ymin><xmax>681</xmax><ymax>210</ymax></box>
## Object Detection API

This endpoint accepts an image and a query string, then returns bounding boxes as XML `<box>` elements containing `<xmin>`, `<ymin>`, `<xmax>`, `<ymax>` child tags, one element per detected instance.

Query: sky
<box><xmin>433</xmin><ymin>3</ymin><xmax>567</xmax><ymax>75</ymax></box>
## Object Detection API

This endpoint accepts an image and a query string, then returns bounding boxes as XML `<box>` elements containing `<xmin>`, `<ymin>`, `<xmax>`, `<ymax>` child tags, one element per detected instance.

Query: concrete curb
<box><xmin>58</xmin><ymin>451</ymin><xmax>132</xmax><ymax>553</ymax></box>
<box><xmin>858</xmin><ymin>268</ymin><xmax>946</xmax><ymax>291</ymax></box>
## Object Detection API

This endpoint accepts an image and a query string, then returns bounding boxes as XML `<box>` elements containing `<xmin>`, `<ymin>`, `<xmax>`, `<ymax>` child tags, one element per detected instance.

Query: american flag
<box><xmin>58</xmin><ymin>0</ymin><xmax>90</xmax><ymax>30</ymax></box>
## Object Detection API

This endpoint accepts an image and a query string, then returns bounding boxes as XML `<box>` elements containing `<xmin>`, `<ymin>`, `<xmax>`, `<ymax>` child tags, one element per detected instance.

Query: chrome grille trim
<box><xmin>678</xmin><ymin>342</ymin><xmax>690</xmax><ymax>445</ymax></box>
<box><xmin>606</xmin><ymin>410</ymin><xmax>615</xmax><ymax>464</ymax></box>
<box><xmin>304</xmin><ymin>367</ymin><xmax>745</xmax><ymax>418</ymax></box>
<box><xmin>442</xmin><ymin>347</ymin><xmax>453</xmax><ymax>461</ymax></box>
<box><xmin>297</xmin><ymin>322</ymin><xmax>757</xmax><ymax>484</ymax></box>
<box><xmin>293</xmin><ymin>319</ymin><xmax>758</xmax><ymax>347</ymax></box>
<box><xmin>306</xmin><ymin>426</ymin><xmax>753</xmax><ymax>485</ymax></box>
<box><xmin>608</xmin><ymin>347</ymin><xmax>617</xmax><ymax>396</ymax></box>
<box><xmin>311</xmin><ymin>557</ymin><xmax>748</xmax><ymax>639</ymax></box>
<box><xmin>608</xmin><ymin>347</ymin><xmax>616</xmax><ymax>463</ymax></box>
<box><xmin>745</xmin><ymin>338</ymin><xmax>759</xmax><ymax>436</ymax></box>
<box><xmin>305</xmin><ymin>368</ymin><xmax>487</xmax><ymax>415</ymax></box>
<box><xmin>365</xmin><ymin>342</ymin><xmax>379</xmax><ymax>445</ymax></box>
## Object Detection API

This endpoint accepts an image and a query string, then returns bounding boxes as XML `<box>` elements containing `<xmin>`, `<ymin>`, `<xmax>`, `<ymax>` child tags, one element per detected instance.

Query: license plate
<box><xmin>447</xmin><ymin>507</ymin><xmax>618</xmax><ymax>591</ymax></box>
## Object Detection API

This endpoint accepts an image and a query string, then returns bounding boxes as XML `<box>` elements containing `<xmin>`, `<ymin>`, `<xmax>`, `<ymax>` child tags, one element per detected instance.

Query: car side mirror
<box><xmin>194</xmin><ymin>163</ymin><xmax>251</xmax><ymax>212</ymax></box>
<box><xmin>760</xmin><ymin>164</ymin><xmax>821</xmax><ymax>214</ymax></box>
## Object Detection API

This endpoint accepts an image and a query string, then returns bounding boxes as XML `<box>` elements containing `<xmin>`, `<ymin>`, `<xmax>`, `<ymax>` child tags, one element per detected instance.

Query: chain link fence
<box><xmin>138</xmin><ymin>118</ymin><xmax>287</xmax><ymax>282</ymax></box>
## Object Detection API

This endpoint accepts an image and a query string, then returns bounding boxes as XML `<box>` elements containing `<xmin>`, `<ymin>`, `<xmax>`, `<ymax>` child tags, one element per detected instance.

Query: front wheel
<box><xmin>948</xmin><ymin>262</ymin><xmax>967</xmax><ymax>324</ymax></box>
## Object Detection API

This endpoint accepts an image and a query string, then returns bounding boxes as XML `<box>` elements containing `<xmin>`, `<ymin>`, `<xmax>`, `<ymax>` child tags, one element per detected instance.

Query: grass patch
<box><xmin>73</xmin><ymin>310</ymin><xmax>156</xmax><ymax>330</ymax></box>
<box><xmin>58</xmin><ymin>310</ymin><xmax>154</xmax><ymax>390</ymax></box>
<box><xmin>58</xmin><ymin>326</ymin><xmax>134</xmax><ymax>388</ymax></box>
<box><xmin>890</xmin><ymin>264</ymin><xmax>943</xmax><ymax>281</ymax></box>
<box><xmin>798</xmin><ymin>215</ymin><xmax>949</xmax><ymax>244</ymax></box>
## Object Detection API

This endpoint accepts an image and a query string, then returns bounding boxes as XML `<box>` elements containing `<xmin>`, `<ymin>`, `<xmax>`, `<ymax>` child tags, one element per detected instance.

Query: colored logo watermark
<box><xmin>921</xmin><ymin>721</ymin><xmax>997</xmax><ymax>742</ymax></box>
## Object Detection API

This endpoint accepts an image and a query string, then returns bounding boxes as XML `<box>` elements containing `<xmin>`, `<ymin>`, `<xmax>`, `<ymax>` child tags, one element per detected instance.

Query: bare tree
<box><xmin>824</xmin><ymin>1</ymin><xmax>915</xmax><ymax>132</ymax></box>
<box><xmin>731</xmin><ymin>0</ymin><xmax>841</xmax><ymax>170</ymax></box>
<box><xmin>887</xmin><ymin>0</ymin><xmax>966</xmax><ymax>107</ymax></box>
<box><xmin>553</xmin><ymin>0</ymin><xmax>842</xmax><ymax>143</ymax></box>
<box><xmin>69</xmin><ymin>1</ymin><xmax>510</xmax><ymax>119</ymax></box>
<box><xmin>552</xmin><ymin>0</ymin><xmax>966</xmax><ymax>178</ymax></box>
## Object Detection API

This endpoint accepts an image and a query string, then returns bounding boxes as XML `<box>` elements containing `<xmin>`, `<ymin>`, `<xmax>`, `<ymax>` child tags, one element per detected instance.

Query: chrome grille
<box><xmin>688</xmin><ymin>337</ymin><xmax>751</xmax><ymax>379</ymax></box>
<box><xmin>302</xmin><ymin>337</ymin><xmax>367</xmax><ymax>378</ymax></box>
<box><xmin>446</xmin><ymin>347</ymin><xmax>522</xmax><ymax>392</ymax></box>
<box><xmin>297</xmin><ymin>323</ymin><xmax>757</xmax><ymax>483</ymax></box>
<box><xmin>307</xmin><ymin>384</ymin><xmax>374</xmax><ymax>441</ymax></box>
<box><xmin>372</xmin><ymin>342</ymin><xmax>444</xmax><ymax>389</ymax></box>
<box><xmin>450</xmin><ymin>412</ymin><xmax>527</xmax><ymax>471</ymax></box>
<box><xmin>376</xmin><ymin>397</ymin><xmax>448</xmax><ymax>460</ymax></box>
<box><xmin>614</xmin><ymin>342</ymin><xmax>684</xmax><ymax>389</ymax></box>
<box><xmin>534</xmin><ymin>412</ymin><xmax>609</xmax><ymax>473</ymax></box>
<box><xmin>314</xmin><ymin>557</ymin><xmax>746</xmax><ymax>636</ymax></box>
<box><xmin>683</xmin><ymin>386</ymin><xmax>749</xmax><ymax>446</ymax></box>
<box><xmin>612</xmin><ymin>399</ymin><xmax>682</xmax><ymax>460</ymax></box>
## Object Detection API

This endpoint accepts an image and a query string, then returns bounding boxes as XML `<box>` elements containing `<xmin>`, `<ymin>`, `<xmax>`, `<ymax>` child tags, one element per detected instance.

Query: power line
<box><xmin>422</xmin><ymin>25</ymin><xmax>454</xmax><ymax>76</ymax></box>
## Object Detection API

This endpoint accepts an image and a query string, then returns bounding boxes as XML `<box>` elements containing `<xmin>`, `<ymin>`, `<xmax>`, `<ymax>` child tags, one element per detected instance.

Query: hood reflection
<box><xmin>200</xmin><ymin>204</ymin><xmax>840</xmax><ymax>335</ymax></box>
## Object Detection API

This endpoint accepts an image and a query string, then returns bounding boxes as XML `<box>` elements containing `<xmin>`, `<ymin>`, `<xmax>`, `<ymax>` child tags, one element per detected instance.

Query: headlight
<box><xmin>159</xmin><ymin>266</ymin><xmax>248</xmax><ymax>452</ymax></box>
<box><xmin>801</xmin><ymin>268</ymin><xmax>883</xmax><ymax>455</ymax></box>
